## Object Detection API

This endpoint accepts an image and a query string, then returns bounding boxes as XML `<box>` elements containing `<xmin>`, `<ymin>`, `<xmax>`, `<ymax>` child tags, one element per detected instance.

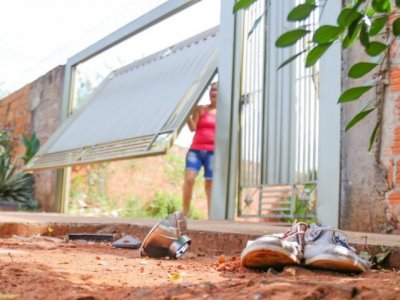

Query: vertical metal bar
<box><xmin>251</xmin><ymin>3</ymin><xmax>256</xmax><ymax>186</ymax></box>
<box><xmin>256</xmin><ymin>0</ymin><xmax>263</xmax><ymax>185</ymax></box>
<box><xmin>248</xmin><ymin>7</ymin><xmax>253</xmax><ymax>187</ymax></box>
<box><xmin>245</xmin><ymin>7</ymin><xmax>250</xmax><ymax>187</ymax></box>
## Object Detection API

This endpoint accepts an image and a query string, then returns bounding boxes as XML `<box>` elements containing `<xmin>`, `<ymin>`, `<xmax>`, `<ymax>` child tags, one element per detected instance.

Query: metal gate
<box><xmin>238</xmin><ymin>0</ymin><xmax>319</xmax><ymax>220</ymax></box>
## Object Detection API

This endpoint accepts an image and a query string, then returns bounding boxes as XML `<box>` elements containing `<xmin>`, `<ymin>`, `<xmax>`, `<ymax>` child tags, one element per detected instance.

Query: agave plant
<box><xmin>22</xmin><ymin>132</ymin><xmax>40</xmax><ymax>165</ymax></box>
<box><xmin>0</xmin><ymin>126</ymin><xmax>40</xmax><ymax>209</ymax></box>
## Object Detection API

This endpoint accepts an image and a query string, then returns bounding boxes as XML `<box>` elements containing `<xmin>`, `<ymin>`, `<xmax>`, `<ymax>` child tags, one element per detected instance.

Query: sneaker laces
<box><xmin>282</xmin><ymin>221</ymin><xmax>308</xmax><ymax>253</ymax></box>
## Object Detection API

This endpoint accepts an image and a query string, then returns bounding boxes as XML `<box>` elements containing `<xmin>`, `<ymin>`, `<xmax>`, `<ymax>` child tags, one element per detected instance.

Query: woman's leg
<box><xmin>204</xmin><ymin>179</ymin><xmax>212</xmax><ymax>218</ymax></box>
<box><xmin>182</xmin><ymin>169</ymin><xmax>197</xmax><ymax>216</ymax></box>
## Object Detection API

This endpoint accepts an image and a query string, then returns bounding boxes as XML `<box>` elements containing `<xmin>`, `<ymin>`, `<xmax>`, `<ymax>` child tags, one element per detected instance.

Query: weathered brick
<box><xmin>391</xmin><ymin>68</ymin><xmax>400</xmax><ymax>77</ymax></box>
<box><xmin>388</xmin><ymin>160</ymin><xmax>394</xmax><ymax>188</ymax></box>
<box><xmin>388</xmin><ymin>191</ymin><xmax>400</xmax><ymax>205</ymax></box>
<box><xmin>14</xmin><ymin>113</ymin><xmax>31</xmax><ymax>130</ymax></box>
<box><xmin>391</xmin><ymin>128</ymin><xmax>400</xmax><ymax>154</ymax></box>
<box><xmin>0</xmin><ymin>105</ymin><xmax>10</xmax><ymax>124</ymax></box>
<box><xmin>390</xmin><ymin>68</ymin><xmax>400</xmax><ymax>91</ymax></box>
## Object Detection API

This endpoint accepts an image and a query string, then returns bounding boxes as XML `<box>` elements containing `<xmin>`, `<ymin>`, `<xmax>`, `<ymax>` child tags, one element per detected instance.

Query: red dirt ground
<box><xmin>0</xmin><ymin>236</ymin><xmax>399</xmax><ymax>300</ymax></box>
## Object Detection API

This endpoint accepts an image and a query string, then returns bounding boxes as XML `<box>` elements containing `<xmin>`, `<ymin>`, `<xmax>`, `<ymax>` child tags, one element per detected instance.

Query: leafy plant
<box><xmin>0</xmin><ymin>126</ymin><xmax>40</xmax><ymax>209</ymax></box>
<box><xmin>359</xmin><ymin>245</ymin><xmax>391</xmax><ymax>269</ymax></box>
<box><xmin>234</xmin><ymin>0</ymin><xmax>400</xmax><ymax>151</ymax></box>
<box><xmin>143</xmin><ymin>190</ymin><xmax>204</xmax><ymax>219</ymax></box>
<box><xmin>143</xmin><ymin>190</ymin><xmax>182</xmax><ymax>218</ymax></box>
<box><xmin>67</xmin><ymin>149</ymin><xmax>207</xmax><ymax>219</ymax></box>
<box><xmin>164</xmin><ymin>151</ymin><xmax>185</xmax><ymax>184</ymax></box>
<box><xmin>120</xmin><ymin>197</ymin><xmax>148</xmax><ymax>218</ymax></box>
<box><xmin>281</xmin><ymin>184</ymin><xmax>318</xmax><ymax>223</ymax></box>
<box><xmin>21</xmin><ymin>132</ymin><xmax>40</xmax><ymax>164</ymax></box>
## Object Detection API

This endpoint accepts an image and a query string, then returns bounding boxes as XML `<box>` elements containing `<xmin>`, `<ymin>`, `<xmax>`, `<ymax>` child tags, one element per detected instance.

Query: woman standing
<box><xmin>182</xmin><ymin>82</ymin><xmax>218</xmax><ymax>218</ymax></box>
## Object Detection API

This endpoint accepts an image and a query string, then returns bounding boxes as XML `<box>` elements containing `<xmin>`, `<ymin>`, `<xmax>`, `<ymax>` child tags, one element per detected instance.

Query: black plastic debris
<box><xmin>67</xmin><ymin>233</ymin><xmax>115</xmax><ymax>242</ymax></box>
<box><xmin>112</xmin><ymin>235</ymin><xmax>142</xmax><ymax>249</ymax></box>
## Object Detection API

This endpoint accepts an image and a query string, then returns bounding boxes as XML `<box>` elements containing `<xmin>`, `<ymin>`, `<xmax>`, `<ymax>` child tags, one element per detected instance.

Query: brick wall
<box><xmin>0</xmin><ymin>84</ymin><xmax>32</xmax><ymax>158</ymax></box>
<box><xmin>381</xmin><ymin>36</ymin><xmax>400</xmax><ymax>233</ymax></box>
<box><xmin>0</xmin><ymin>66</ymin><xmax>64</xmax><ymax>211</ymax></box>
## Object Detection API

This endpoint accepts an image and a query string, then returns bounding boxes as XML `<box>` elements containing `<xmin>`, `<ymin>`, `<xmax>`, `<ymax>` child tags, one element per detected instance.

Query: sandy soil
<box><xmin>0</xmin><ymin>236</ymin><xmax>399</xmax><ymax>300</ymax></box>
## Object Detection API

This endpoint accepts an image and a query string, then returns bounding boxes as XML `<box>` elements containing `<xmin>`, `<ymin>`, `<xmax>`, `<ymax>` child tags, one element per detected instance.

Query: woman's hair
<box><xmin>209</xmin><ymin>82</ymin><xmax>218</xmax><ymax>91</ymax></box>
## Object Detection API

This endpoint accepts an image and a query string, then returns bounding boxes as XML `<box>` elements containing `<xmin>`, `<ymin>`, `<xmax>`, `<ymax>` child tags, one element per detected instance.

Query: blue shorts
<box><xmin>185</xmin><ymin>149</ymin><xmax>214</xmax><ymax>180</ymax></box>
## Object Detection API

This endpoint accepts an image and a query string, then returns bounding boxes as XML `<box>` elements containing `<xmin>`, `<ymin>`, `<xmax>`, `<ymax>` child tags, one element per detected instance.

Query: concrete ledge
<box><xmin>0</xmin><ymin>212</ymin><xmax>399</xmax><ymax>267</ymax></box>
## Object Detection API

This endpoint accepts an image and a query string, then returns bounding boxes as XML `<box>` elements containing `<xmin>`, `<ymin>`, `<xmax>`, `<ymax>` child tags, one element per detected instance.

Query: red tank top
<box><xmin>190</xmin><ymin>111</ymin><xmax>216</xmax><ymax>151</ymax></box>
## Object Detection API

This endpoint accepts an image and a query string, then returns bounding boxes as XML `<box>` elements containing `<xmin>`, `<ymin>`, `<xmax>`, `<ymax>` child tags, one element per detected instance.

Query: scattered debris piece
<box><xmin>168</xmin><ymin>272</ymin><xmax>182</xmax><ymax>283</ymax></box>
<box><xmin>0</xmin><ymin>292</ymin><xmax>20</xmax><ymax>299</ymax></box>
<box><xmin>47</xmin><ymin>227</ymin><xmax>54</xmax><ymax>236</ymax></box>
<box><xmin>112</xmin><ymin>235</ymin><xmax>141</xmax><ymax>249</ymax></box>
<box><xmin>66</xmin><ymin>233</ymin><xmax>115</xmax><ymax>242</ymax></box>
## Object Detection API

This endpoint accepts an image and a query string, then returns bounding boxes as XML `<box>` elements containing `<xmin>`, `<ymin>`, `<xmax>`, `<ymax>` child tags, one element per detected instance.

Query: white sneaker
<box><xmin>241</xmin><ymin>222</ymin><xmax>308</xmax><ymax>270</ymax></box>
<box><xmin>303</xmin><ymin>224</ymin><xmax>371</xmax><ymax>273</ymax></box>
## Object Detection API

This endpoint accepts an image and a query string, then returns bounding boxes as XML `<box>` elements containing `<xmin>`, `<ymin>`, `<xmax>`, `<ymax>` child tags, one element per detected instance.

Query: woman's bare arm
<box><xmin>187</xmin><ymin>106</ymin><xmax>204</xmax><ymax>132</ymax></box>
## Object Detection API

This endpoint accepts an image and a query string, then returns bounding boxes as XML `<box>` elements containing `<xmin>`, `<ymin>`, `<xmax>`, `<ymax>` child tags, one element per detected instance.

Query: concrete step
<box><xmin>0</xmin><ymin>212</ymin><xmax>399</xmax><ymax>268</ymax></box>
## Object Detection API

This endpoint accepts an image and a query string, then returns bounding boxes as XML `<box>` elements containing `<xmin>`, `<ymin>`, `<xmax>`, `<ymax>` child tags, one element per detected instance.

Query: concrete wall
<box><xmin>0</xmin><ymin>66</ymin><xmax>64</xmax><ymax>211</ymax></box>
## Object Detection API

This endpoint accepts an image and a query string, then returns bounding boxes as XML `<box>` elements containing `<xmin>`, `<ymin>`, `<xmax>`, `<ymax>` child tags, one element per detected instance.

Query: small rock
<box><xmin>282</xmin><ymin>266</ymin><xmax>311</xmax><ymax>276</ymax></box>
<box><xmin>247</xmin><ymin>279</ymin><xmax>255</xmax><ymax>287</ymax></box>
<box><xmin>266</xmin><ymin>268</ymin><xmax>279</xmax><ymax>276</ymax></box>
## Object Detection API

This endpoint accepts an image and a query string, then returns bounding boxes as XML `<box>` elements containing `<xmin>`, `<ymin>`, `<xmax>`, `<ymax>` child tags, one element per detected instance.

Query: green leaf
<box><xmin>371</xmin><ymin>132</ymin><xmax>384</xmax><ymax>154</ymax></box>
<box><xmin>275</xmin><ymin>29</ymin><xmax>310</xmax><ymax>47</ymax></box>
<box><xmin>370</xmin><ymin>15</ymin><xmax>388</xmax><ymax>36</ymax></box>
<box><xmin>360</xmin><ymin>23</ymin><xmax>370</xmax><ymax>46</ymax></box>
<box><xmin>348</xmin><ymin>62</ymin><xmax>378</xmax><ymax>78</ymax></box>
<box><xmin>359</xmin><ymin>250</ymin><xmax>372</xmax><ymax>260</ymax></box>
<box><xmin>337</xmin><ymin>8</ymin><xmax>362</xmax><ymax>27</ymax></box>
<box><xmin>287</xmin><ymin>4</ymin><xmax>317</xmax><ymax>21</ymax></box>
<box><xmin>337</xmin><ymin>8</ymin><xmax>352</xmax><ymax>27</ymax></box>
<box><xmin>365</xmin><ymin>41</ymin><xmax>387</xmax><ymax>56</ymax></box>
<box><xmin>397</xmin><ymin>0</ymin><xmax>400</xmax><ymax>8</ymax></box>
<box><xmin>346</xmin><ymin>0</ymin><xmax>367</xmax><ymax>24</ymax></box>
<box><xmin>313</xmin><ymin>25</ymin><xmax>342</xmax><ymax>44</ymax></box>
<box><xmin>345</xmin><ymin>108</ymin><xmax>375</xmax><ymax>131</ymax></box>
<box><xmin>338</xmin><ymin>86</ymin><xmax>373</xmax><ymax>103</ymax></box>
<box><xmin>393</xmin><ymin>17</ymin><xmax>400</xmax><ymax>36</ymax></box>
<box><xmin>366</xmin><ymin>7</ymin><xmax>376</xmax><ymax>17</ymax></box>
<box><xmin>375</xmin><ymin>251</ymin><xmax>391</xmax><ymax>263</ymax></box>
<box><xmin>305</xmin><ymin>43</ymin><xmax>331</xmax><ymax>67</ymax></box>
<box><xmin>233</xmin><ymin>0</ymin><xmax>256</xmax><ymax>12</ymax></box>
<box><xmin>372</xmin><ymin>0</ymin><xmax>391</xmax><ymax>12</ymax></box>
<box><xmin>278</xmin><ymin>49</ymin><xmax>307</xmax><ymax>70</ymax></box>
<box><xmin>343</xmin><ymin>20</ymin><xmax>362</xmax><ymax>48</ymax></box>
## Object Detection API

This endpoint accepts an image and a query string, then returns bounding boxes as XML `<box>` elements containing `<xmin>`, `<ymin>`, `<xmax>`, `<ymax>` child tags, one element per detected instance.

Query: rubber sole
<box><xmin>305</xmin><ymin>254</ymin><xmax>367</xmax><ymax>273</ymax></box>
<box><xmin>241</xmin><ymin>244</ymin><xmax>300</xmax><ymax>270</ymax></box>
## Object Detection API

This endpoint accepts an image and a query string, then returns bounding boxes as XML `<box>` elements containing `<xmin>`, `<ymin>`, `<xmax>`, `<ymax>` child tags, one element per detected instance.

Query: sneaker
<box><xmin>303</xmin><ymin>224</ymin><xmax>371</xmax><ymax>273</ymax></box>
<box><xmin>241</xmin><ymin>222</ymin><xmax>308</xmax><ymax>270</ymax></box>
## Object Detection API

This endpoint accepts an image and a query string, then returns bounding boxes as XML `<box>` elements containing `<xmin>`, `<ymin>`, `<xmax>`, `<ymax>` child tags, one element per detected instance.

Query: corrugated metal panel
<box><xmin>27</xmin><ymin>27</ymin><xmax>218</xmax><ymax>171</ymax></box>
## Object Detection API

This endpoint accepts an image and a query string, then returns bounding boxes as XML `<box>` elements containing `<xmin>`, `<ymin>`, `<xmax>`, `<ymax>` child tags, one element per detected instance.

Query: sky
<box><xmin>0</xmin><ymin>0</ymin><xmax>219</xmax><ymax>96</ymax></box>
<box><xmin>0</xmin><ymin>0</ymin><xmax>220</xmax><ymax>146</ymax></box>
<box><xmin>0</xmin><ymin>0</ymin><xmax>166</xmax><ymax>94</ymax></box>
